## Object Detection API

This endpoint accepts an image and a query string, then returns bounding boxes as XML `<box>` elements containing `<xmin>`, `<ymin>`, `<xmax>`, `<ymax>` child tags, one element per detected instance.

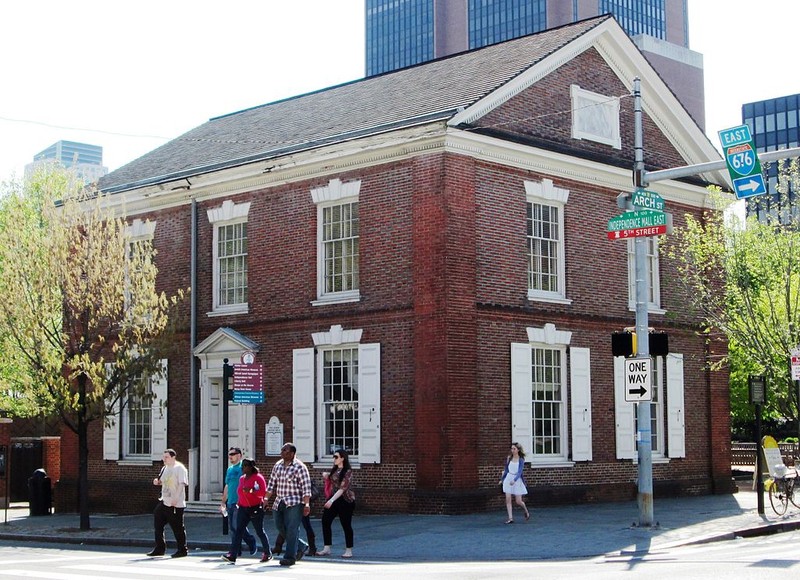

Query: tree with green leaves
<box><xmin>0</xmin><ymin>167</ymin><xmax>185</xmax><ymax>530</ymax></box>
<box><xmin>664</xmin><ymin>160</ymin><xmax>800</xmax><ymax>438</ymax></box>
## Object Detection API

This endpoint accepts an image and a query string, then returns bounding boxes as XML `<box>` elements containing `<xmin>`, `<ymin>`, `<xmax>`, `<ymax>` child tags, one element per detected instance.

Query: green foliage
<box><xmin>0</xmin><ymin>167</ymin><xmax>186</xmax><ymax>428</ymax></box>
<box><xmin>664</xmin><ymin>160</ymin><xmax>800</xmax><ymax>431</ymax></box>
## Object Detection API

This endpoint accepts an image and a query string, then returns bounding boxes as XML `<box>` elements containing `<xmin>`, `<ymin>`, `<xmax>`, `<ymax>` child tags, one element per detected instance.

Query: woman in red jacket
<box><xmin>222</xmin><ymin>458</ymin><xmax>273</xmax><ymax>564</ymax></box>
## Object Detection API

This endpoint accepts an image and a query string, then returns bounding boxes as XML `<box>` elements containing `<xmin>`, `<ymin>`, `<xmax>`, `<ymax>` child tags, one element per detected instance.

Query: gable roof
<box><xmin>99</xmin><ymin>17</ymin><xmax>613</xmax><ymax>193</ymax></box>
<box><xmin>99</xmin><ymin>15</ymin><xmax>724</xmax><ymax>194</ymax></box>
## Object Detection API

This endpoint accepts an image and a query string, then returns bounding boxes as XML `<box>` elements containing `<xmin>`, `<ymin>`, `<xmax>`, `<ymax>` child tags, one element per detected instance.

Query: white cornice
<box><xmin>107</xmin><ymin>119</ymin><xmax>713</xmax><ymax>218</ymax></box>
<box><xmin>444</xmin><ymin>128</ymin><xmax>711</xmax><ymax>208</ymax></box>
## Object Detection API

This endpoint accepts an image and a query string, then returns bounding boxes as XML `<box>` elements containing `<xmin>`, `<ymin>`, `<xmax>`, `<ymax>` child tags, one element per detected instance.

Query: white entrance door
<box><xmin>199</xmin><ymin>374</ymin><xmax>255</xmax><ymax>501</ymax></box>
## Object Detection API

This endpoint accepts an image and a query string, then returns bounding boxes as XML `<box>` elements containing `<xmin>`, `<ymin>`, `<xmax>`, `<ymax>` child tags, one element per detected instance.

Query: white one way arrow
<box><xmin>738</xmin><ymin>179</ymin><xmax>761</xmax><ymax>193</ymax></box>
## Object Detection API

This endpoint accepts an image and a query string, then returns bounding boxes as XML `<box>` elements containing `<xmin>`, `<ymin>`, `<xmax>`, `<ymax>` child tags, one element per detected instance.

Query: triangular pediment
<box><xmin>193</xmin><ymin>327</ymin><xmax>259</xmax><ymax>363</ymax></box>
<box><xmin>448</xmin><ymin>17</ymin><xmax>729</xmax><ymax>189</ymax></box>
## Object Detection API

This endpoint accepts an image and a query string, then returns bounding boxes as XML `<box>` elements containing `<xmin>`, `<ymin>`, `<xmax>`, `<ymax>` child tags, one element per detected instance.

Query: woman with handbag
<box><xmin>222</xmin><ymin>458</ymin><xmax>273</xmax><ymax>564</ymax></box>
<box><xmin>315</xmin><ymin>449</ymin><xmax>355</xmax><ymax>558</ymax></box>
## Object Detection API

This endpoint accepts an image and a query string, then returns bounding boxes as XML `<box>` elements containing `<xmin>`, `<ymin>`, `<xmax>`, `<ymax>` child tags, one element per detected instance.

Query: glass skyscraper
<box><xmin>366</xmin><ymin>0</ymin><xmax>689</xmax><ymax>76</ymax></box>
<box><xmin>365</xmin><ymin>1</ymin><xmax>701</xmax><ymax>127</ymax></box>
<box><xmin>25</xmin><ymin>140</ymin><xmax>108</xmax><ymax>184</ymax></box>
<box><xmin>742</xmin><ymin>94</ymin><xmax>800</xmax><ymax>224</ymax></box>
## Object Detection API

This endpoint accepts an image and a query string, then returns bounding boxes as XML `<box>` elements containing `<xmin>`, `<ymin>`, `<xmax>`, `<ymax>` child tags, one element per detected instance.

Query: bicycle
<box><xmin>766</xmin><ymin>465</ymin><xmax>800</xmax><ymax>515</ymax></box>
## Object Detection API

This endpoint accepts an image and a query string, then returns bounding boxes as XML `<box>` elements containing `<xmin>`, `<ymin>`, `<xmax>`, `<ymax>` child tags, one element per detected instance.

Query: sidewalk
<box><xmin>1</xmin><ymin>483</ymin><xmax>799</xmax><ymax>561</ymax></box>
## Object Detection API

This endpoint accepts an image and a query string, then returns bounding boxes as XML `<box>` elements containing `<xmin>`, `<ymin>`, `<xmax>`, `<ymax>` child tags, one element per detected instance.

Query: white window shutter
<box><xmin>569</xmin><ymin>347</ymin><xmax>592</xmax><ymax>461</ymax></box>
<box><xmin>358</xmin><ymin>343</ymin><xmax>381</xmax><ymax>464</ymax></box>
<box><xmin>293</xmin><ymin>348</ymin><xmax>316</xmax><ymax>461</ymax></box>
<box><xmin>614</xmin><ymin>357</ymin><xmax>635</xmax><ymax>459</ymax></box>
<box><xmin>666</xmin><ymin>353</ymin><xmax>686</xmax><ymax>458</ymax></box>
<box><xmin>103</xmin><ymin>398</ymin><xmax>120</xmax><ymax>460</ymax></box>
<box><xmin>103</xmin><ymin>362</ymin><xmax>119</xmax><ymax>460</ymax></box>
<box><xmin>510</xmin><ymin>343</ymin><xmax>533</xmax><ymax>451</ymax></box>
<box><xmin>150</xmin><ymin>359</ymin><xmax>169</xmax><ymax>460</ymax></box>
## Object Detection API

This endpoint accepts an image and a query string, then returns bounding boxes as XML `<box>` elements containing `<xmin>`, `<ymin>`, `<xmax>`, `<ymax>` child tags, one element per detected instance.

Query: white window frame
<box><xmin>614</xmin><ymin>353</ymin><xmax>685</xmax><ymax>460</ymax></box>
<box><xmin>124</xmin><ymin>219</ymin><xmax>156</xmax><ymax>315</ymax></box>
<box><xmin>123</xmin><ymin>374</ymin><xmax>154</xmax><ymax>459</ymax></box>
<box><xmin>570</xmin><ymin>84</ymin><xmax>621</xmax><ymax>149</ymax></box>
<box><xmin>510</xmin><ymin>323</ymin><xmax>592</xmax><ymax>466</ymax></box>
<box><xmin>524</xmin><ymin>179</ymin><xmax>571</xmax><ymax>305</ymax></box>
<box><xmin>311</xmin><ymin>179</ymin><xmax>361</xmax><ymax>306</ymax></box>
<box><xmin>292</xmin><ymin>325</ymin><xmax>380</xmax><ymax>465</ymax></box>
<box><xmin>103</xmin><ymin>359</ymin><xmax>168</xmax><ymax>463</ymax></box>
<box><xmin>207</xmin><ymin>200</ymin><xmax>251</xmax><ymax>316</ymax></box>
<box><xmin>627</xmin><ymin>237</ymin><xmax>664</xmax><ymax>313</ymax></box>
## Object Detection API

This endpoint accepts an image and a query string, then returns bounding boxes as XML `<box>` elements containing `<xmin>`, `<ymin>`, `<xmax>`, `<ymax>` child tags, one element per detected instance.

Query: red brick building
<box><xmin>57</xmin><ymin>16</ymin><xmax>734</xmax><ymax>515</ymax></box>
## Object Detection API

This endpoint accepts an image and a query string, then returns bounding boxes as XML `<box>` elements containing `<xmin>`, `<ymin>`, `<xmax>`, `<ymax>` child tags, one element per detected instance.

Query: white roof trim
<box><xmin>447</xmin><ymin>18</ymin><xmax>728</xmax><ymax>188</ymax></box>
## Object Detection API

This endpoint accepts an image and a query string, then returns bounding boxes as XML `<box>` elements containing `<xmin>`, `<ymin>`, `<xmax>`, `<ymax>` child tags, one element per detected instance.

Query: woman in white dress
<box><xmin>499</xmin><ymin>442</ymin><xmax>530</xmax><ymax>524</ymax></box>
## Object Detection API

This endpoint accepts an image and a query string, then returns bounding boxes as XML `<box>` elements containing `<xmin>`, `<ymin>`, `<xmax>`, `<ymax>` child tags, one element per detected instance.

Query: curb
<box><xmin>0</xmin><ymin>532</ymin><xmax>230</xmax><ymax>552</ymax></box>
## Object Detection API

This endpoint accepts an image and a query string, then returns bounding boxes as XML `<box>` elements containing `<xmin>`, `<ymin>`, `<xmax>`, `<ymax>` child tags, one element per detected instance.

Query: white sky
<box><xmin>0</xmin><ymin>0</ymin><xmax>797</xmax><ymax>182</ymax></box>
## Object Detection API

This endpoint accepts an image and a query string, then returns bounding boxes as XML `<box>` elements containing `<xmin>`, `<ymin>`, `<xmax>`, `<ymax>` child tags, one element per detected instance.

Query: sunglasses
<box><xmin>228</xmin><ymin>452</ymin><xmax>239</xmax><ymax>456</ymax></box>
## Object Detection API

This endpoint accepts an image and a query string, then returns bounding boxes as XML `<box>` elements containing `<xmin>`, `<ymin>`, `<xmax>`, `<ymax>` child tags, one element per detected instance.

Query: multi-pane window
<box><xmin>322</xmin><ymin>203</ymin><xmax>359</xmax><ymax>295</ymax></box>
<box><xmin>531</xmin><ymin>347</ymin><xmax>565</xmax><ymax>457</ymax></box>
<box><xmin>527</xmin><ymin>202</ymin><xmax>559</xmax><ymax>293</ymax></box>
<box><xmin>207</xmin><ymin>200</ymin><xmax>250</xmax><ymax>314</ymax></box>
<box><xmin>525</xmin><ymin>179</ymin><xmax>569</xmax><ymax>302</ymax></box>
<box><xmin>321</xmin><ymin>347</ymin><xmax>359</xmax><ymax>456</ymax></box>
<box><xmin>126</xmin><ymin>375</ymin><xmax>152</xmax><ymax>458</ymax></box>
<box><xmin>124</xmin><ymin>219</ymin><xmax>156</xmax><ymax>319</ymax></box>
<box><xmin>600</xmin><ymin>0</ymin><xmax>667</xmax><ymax>40</ymax></box>
<box><xmin>627</xmin><ymin>237</ymin><xmax>661</xmax><ymax>310</ymax></box>
<box><xmin>468</xmin><ymin>0</ymin><xmax>547</xmax><ymax>49</ymax></box>
<box><xmin>218</xmin><ymin>222</ymin><xmax>248</xmax><ymax>307</ymax></box>
<box><xmin>634</xmin><ymin>357</ymin><xmax>664</xmax><ymax>455</ymax></box>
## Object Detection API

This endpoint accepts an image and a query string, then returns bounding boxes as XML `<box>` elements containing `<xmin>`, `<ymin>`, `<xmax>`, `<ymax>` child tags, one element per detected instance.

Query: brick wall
<box><xmin>74</xmin><ymin>47</ymin><xmax>732</xmax><ymax>514</ymax></box>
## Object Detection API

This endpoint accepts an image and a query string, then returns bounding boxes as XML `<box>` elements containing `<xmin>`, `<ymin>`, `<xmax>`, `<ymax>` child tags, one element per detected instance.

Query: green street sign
<box><xmin>718</xmin><ymin>125</ymin><xmax>767</xmax><ymax>199</ymax></box>
<box><xmin>631</xmin><ymin>189</ymin><xmax>664</xmax><ymax>212</ymax></box>
<box><xmin>607</xmin><ymin>209</ymin><xmax>667</xmax><ymax>232</ymax></box>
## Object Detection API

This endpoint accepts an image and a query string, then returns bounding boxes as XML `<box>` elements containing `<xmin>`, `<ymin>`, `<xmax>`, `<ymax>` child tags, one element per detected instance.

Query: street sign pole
<box><xmin>633</xmin><ymin>78</ymin><xmax>653</xmax><ymax>528</ymax></box>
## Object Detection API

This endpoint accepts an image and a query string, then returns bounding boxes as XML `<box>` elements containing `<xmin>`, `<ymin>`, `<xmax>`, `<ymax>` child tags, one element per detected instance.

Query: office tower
<box><xmin>742</xmin><ymin>93</ymin><xmax>800</xmax><ymax>224</ymax></box>
<box><xmin>365</xmin><ymin>0</ymin><xmax>704</xmax><ymax>128</ymax></box>
<box><xmin>25</xmin><ymin>140</ymin><xmax>108</xmax><ymax>184</ymax></box>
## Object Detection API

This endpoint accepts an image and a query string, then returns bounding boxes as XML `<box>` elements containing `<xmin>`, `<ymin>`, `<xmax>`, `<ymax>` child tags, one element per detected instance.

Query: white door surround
<box><xmin>194</xmin><ymin>327</ymin><xmax>260</xmax><ymax>501</ymax></box>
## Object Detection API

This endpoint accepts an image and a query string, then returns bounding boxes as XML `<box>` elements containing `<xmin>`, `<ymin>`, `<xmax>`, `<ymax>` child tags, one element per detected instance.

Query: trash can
<box><xmin>28</xmin><ymin>468</ymin><xmax>52</xmax><ymax>516</ymax></box>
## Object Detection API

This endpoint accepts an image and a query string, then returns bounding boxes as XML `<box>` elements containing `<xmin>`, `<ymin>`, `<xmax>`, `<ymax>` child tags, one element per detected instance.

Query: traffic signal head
<box><xmin>649</xmin><ymin>332</ymin><xmax>669</xmax><ymax>357</ymax></box>
<box><xmin>611</xmin><ymin>332</ymin><xmax>636</xmax><ymax>357</ymax></box>
<box><xmin>611</xmin><ymin>331</ymin><xmax>668</xmax><ymax>357</ymax></box>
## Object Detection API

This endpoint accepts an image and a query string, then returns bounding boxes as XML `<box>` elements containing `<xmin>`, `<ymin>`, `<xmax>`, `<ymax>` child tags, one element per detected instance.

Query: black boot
<box><xmin>272</xmin><ymin>534</ymin><xmax>284</xmax><ymax>555</ymax></box>
<box><xmin>307</xmin><ymin>530</ymin><xmax>317</xmax><ymax>555</ymax></box>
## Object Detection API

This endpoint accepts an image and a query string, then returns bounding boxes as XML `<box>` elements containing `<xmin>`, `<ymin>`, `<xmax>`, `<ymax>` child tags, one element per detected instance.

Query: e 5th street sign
<box><xmin>718</xmin><ymin>125</ymin><xmax>766</xmax><ymax>199</ymax></box>
<box><xmin>607</xmin><ymin>209</ymin><xmax>668</xmax><ymax>240</ymax></box>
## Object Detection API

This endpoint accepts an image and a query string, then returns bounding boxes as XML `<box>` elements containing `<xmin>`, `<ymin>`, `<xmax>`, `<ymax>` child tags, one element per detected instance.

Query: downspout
<box><xmin>190</xmin><ymin>198</ymin><xmax>198</xmax><ymax>499</ymax></box>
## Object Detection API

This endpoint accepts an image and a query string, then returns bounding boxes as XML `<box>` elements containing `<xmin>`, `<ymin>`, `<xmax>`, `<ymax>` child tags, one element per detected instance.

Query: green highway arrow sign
<box><xmin>631</xmin><ymin>189</ymin><xmax>664</xmax><ymax>212</ymax></box>
<box><xmin>718</xmin><ymin>125</ymin><xmax>767</xmax><ymax>199</ymax></box>
<box><xmin>607</xmin><ymin>209</ymin><xmax>667</xmax><ymax>232</ymax></box>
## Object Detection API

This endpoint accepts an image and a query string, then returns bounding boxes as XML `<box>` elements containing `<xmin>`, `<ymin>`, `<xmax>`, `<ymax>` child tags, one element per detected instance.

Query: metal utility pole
<box><xmin>632</xmin><ymin>78</ymin><xmax>654</xmax><ymax>527</ymax></box>
<box><xmin>221</xmin><ymin>358</ymin><xmax>233</xmax><ymax>535</ymax></box>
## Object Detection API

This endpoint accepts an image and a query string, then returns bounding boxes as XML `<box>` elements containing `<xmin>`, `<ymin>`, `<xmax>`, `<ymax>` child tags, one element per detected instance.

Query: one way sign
<box><xmin>624</xmin><ymin>358</ymin><xmax>652</xmax><ymax>402</ymax></box>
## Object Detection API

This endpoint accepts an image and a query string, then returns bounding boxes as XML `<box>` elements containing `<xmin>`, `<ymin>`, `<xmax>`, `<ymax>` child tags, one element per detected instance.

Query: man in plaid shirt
<box><xmin>266</xmin><ymin>442</ymin><xmax>312</xmax><ymax>567</ymax></box>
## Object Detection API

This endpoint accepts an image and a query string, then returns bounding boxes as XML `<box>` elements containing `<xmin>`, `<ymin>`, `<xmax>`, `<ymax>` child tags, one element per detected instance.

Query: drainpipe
<box><xmin>190</xmin><ymin>198</ymin><xmax>198</xmax><ymax>499</ymax></box>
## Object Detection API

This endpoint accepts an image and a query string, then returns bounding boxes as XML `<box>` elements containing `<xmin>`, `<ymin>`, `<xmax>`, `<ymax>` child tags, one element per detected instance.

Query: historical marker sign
<box><xmin>718</xmin><ymin>125</ymin><xmax>766</xmax><ymax>199</ymax></box>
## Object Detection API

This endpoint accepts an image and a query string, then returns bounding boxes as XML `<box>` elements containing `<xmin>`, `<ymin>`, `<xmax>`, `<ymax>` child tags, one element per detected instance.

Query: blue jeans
<box><xmin>228</xmin><ymin>505</ymin><xmax>271</xmax><ymax>561</ymax></box>
<box><xmin>227</xmin><ymin>502</ymin><xmax>256</xmax><ymax>555</ymax></box>
<box><xmin>273</xmin><ymin>501</ymin><xmax>306</xmax><ymax>562</ymax></box>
